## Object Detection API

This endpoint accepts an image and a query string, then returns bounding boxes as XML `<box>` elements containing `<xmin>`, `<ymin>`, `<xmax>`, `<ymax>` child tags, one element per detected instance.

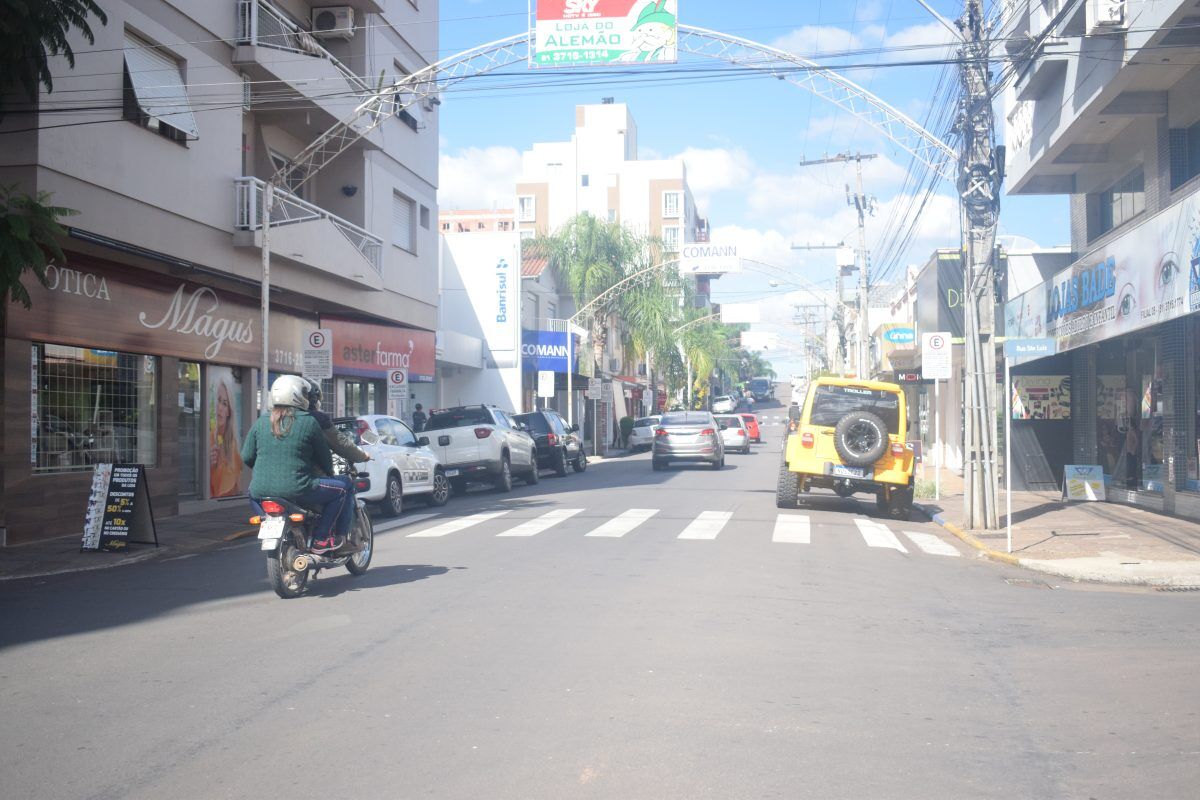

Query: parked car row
<box><xmin>650</xmin><ymin>411</ymin><xmax>764</xmax><ymax>470</ymax></box>
<box><xmin>333</xmin><ymin>405</ymin><xmax>588</xmax><ymax>517</ymax></box>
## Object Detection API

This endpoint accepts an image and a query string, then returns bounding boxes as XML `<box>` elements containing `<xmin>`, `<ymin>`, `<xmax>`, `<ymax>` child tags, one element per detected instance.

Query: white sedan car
<box><xmin>627</xmin><ymin>415</ymin><xmax>661</xmax><ymax>452</ymax></box>
<box><xmin>333</xmin><ymin>415</ymin><xmax>450</xmax><ymax>516</ymax></box>
<box><xmin>715</xmin><ymin>414</ymin><xmax>751</xmax><ymax>454</ymax></box>
<box><xmin>711</xmin><ymin>395</ymin><xmax>737</xmax><ymax>414</ymax></box>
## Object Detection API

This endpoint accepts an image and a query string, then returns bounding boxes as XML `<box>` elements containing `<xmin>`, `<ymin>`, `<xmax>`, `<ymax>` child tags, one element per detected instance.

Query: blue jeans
<box><xmin>298</xmin><ymin>478</ymin><xmax>355</xmax><ymax>540</ymax></box>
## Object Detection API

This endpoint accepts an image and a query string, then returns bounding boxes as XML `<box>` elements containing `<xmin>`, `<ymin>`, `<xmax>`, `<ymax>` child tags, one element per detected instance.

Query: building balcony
<box><xmin>234</xmin><ymin>0</ymin><xmax>378</xmax><ymax>140</ymax></box>
<box><xmin>233</xmin><ymin>177</ymin><xmax>383</xmax><ymax>289</ymax></box>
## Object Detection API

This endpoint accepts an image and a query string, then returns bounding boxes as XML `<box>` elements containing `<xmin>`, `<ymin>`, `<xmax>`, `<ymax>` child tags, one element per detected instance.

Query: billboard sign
<box><xmin>719</xmin><ymin>303</ymin><xmax>760</xmax><ymax>324</ymax></box>
<box><xmin>533</xmin><ymin>1</ymin><xmax>678</xmax><ymax>68</ymax></box>
<box><xmin>678</xmin><ymin>243</ymin><xmax>741</xmax><ymax>275</ymax></box>
<box><xmin>521</xmin><ymin>329</ymin><xmax>572</xmax><ymax>372</ymax></box>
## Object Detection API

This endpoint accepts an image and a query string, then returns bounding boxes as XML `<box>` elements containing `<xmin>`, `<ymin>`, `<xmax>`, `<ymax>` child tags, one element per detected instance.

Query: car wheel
<box><xmin>554</xmin><ymin>448</ymin><xmax>569</xmax><ymax>477</ymax></box>
<box><xmin>776</xmin><ymin>462</ymin><xmax>799</xmax><ymax>508</ymax></box>
<box><xmin>888</xmin><ymin>486</ymin><xmax>914</xmax><ymax>521</ymax></box>
<box><xmin>425</xmin><ymin>470</ymin><xmax>450</xmax><ymax>507</ymax></box>
<box><xmin>652</xmin><ymin>458</ymin><xmax>666</xmax><ymax>471</ymax></box>
<box><xmin>494</xmin><ymin>457</ymin><xmax>513</xmax><ymax>493</ymax></box>
<box><xmin>712</xmin><ymin>456</ymin><xmax>724</xmax><ymax>470</ymax></box>
<box><xmin>380</xmin><ymin>472</ymin><xmax>403</xmax><ymax>517</ymax></box>
<box><xmin>449</xmin><ymin>476</ymin><xmax>468</xmax><ymax>496</ymax></box>
<box><xmin>524</xmin><ymin>460</ymin><xmax>540</xmax><ymax>486</ymax></box>
<box><xmin>573</xmin><ymin>453</ymin><xmax>587</xmax><ymax>473</ymax></box>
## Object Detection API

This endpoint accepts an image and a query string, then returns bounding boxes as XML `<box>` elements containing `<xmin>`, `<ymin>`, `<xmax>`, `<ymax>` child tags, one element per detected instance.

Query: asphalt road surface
<box><xmin>2</xmin><ymin>408</ymin><xmax>1198</xmax><ymax>799</ymax></box>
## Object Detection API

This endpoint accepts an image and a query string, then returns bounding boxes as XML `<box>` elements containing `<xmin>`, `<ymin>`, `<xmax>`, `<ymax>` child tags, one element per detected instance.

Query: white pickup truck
<box><xmin>422</xmin><ymin>405</ymin><xmax>538</xmax><ymax>493</ymax></box>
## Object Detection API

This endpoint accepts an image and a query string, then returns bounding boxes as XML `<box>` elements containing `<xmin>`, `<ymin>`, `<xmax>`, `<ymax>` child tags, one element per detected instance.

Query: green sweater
<box><xmin>241</xmin><ymin>411</ymin><xmax>333</xmax><ymax>500</ymax></box>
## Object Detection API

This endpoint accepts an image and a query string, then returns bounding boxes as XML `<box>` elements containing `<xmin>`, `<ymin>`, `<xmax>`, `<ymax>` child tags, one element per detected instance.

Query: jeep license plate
<box><xmin>829</xmin><ymin>464</ymin><xmax>868</xmax><ymax>479</ymax></box>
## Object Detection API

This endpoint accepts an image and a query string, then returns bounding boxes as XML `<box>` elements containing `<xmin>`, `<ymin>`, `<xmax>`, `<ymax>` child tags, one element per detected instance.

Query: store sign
<box><xmin>9</xmin><ymin>254</ymin><xmax>313</xmax><ymax>370</ymax></box>
<box><xmin>1004</xmin><ymin>337</ymin><xmax>1057</xmax><ymax>364</ymax></box>
<box><xmin>883</xmin><ymin>327</ymin><xmax>915</xmax><ymax>344</ymax></box>
<box><xmin>533</xmin><ymin>0</ymin><xmax>678</xmax><ymax>68</ymax></box>
<box><xmin>679</xmin><ymin>243</ymin><xmax>741</xmax><ymax>275</ymax></box>
<box><xmin>448</xmin><ymin>236</ymin><xmax>519</xmax><ymax>354</ymax></box>
<box><xmin>521</xmin><ymin>329</ymin><xmax>572</xmax><ymax>372</ymax></box>
<box><xmin>1006</xmin><ymin>191</ymin><xmax>1200</xmax><ymax>353</ymax></box>
<box><xmin>322</xmin><ymin>317</ymin><xmax>435</xmax><ymax>382</ymax></box>
<box><xmin>1063</xmin><ymin>464</ymin><xmax>1106</xmax><ymax>502</ymax></box>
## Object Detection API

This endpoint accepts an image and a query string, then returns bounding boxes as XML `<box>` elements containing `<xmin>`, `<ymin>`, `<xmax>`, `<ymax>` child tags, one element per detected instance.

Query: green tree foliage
<box><xmin>0</xmin><ymin>185</ymin><xmax>74</xmax><ymax>308</ymax></box>
<box><xmin>0</xmin><ymin>0</ymin><xmax>109</xmax><ymax>116</ymax></box>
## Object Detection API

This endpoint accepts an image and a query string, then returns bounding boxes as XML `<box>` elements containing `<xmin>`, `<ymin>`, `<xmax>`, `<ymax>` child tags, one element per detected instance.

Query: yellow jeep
<box><xmin>777</xmin><ymin>376</ymin><xmax>916</xmax><ymax>519</ymax></box>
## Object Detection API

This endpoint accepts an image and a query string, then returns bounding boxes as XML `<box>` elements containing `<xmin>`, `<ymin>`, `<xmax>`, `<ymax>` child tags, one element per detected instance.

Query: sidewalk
<box><xmin>917</xmin><ymin>468</ymin><xmax>1200</xmax><ymax>587</ymax></box>
<box><xmin>0</xmin><ymin>503</ymin><xmax>256</xmax><ymax>582</ymax></box>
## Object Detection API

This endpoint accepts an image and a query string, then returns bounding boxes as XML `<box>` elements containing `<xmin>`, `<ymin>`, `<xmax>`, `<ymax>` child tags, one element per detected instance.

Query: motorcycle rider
<box><xmin>303</xmin><ymin>378</ymin><xmax>371</xmax><ymax>468</ymax></box>
<box><xmin>241</xmin><ymin>375</ymin><xmax>352</xmax><ymax>553</ymax></box>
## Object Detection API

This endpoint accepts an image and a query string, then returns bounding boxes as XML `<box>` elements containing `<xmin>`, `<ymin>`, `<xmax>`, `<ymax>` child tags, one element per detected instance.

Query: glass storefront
<box><xmin>32</xmin><ymin>344</ymin><xmax>157</xmax><ymax>473</ymax></box>
<box><xmin>177</xmin><ymin>361</ymin><xmax>201</xmax><ymax>499</ymax></box>
<box><xmin>1096</xmin><ymin>334</ymin><xmax>1169</xmax><ymax>492</ymax></box>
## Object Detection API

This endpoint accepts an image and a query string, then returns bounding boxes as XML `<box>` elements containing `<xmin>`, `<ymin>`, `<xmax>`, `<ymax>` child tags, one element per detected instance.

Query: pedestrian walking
<box><xmin>411</xmin><ymin>403</ymin><xmax>427</xmax><ymax>432</ymax></box>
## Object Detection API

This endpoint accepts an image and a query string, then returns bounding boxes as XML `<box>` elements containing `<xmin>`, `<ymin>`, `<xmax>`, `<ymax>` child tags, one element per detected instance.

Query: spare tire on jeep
<box><xmin>833</xmin><ymin>411</ymin><xmax>889</xmax><ymax>467</ymax></box>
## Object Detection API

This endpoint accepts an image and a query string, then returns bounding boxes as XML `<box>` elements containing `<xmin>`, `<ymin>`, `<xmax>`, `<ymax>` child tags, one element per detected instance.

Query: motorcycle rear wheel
<box><xmin>267</xmin><ymin>542</ymin><xmax>308</xmax><ymax>599</ymax></box>
<box><xmin>346</xmin><ymin>505</ymin><xmax>374</xmax><ymax>575</ymax></box>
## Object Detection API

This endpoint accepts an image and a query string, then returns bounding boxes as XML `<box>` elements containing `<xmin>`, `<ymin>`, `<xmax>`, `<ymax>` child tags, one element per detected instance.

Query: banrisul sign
<box><xmin>533</xmin><ymin>0</ymin><xmax>678</xmax><ymax>67</ymax></box>
<box><xmin>521</xmin><ymin>330</ymin><xmax>572</xmax><ymax>372</ymax></box>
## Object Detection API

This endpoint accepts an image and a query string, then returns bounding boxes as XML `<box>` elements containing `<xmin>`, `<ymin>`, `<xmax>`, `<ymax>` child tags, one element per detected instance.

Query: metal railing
<box><xmin>235</xmin><ymin>0</ymin><xmax>370</xmax><ymax>99</ymax></box>
<box><xmin>235</xmin><ymin>177</ymin><xmax>382</xmax><ymax>274</ymax></box>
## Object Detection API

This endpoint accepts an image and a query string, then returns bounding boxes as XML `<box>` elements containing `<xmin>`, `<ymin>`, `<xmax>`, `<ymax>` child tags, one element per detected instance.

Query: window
<box><xmin>393</xmin><ymin>191</ymin><xmax>416</xmax><ymax>252</ymax></box>
<box><xmin>122</xmin><ymin>32</ymin><xmax>199</xmax><ymax>143</ymax></box>
<box><xmin>607</xmin><ymin>209</ymin><xmax>617</xmax><ymax>222</ymax></box>
<box><xmin>547</xmin><ymin>302</ymin><xmax>557</xmax><ymax>319</ymax></box>
<box><xmin>662</xmin><ymin>225</ymin><xmax>681</xmax><ymax>252</ymax></box>
<box><xmin>498</xmin><ymin>220</ymin><xmax>511</xmax><ymax>231</ymax></box>
<box><xmin>383</xmin><ymin>417</ymin><xmax>416</xmax><ymax>447</ymax></box>
<box><xmin>441</xmin><ymin>221</ymin><xmax>450</xmax><ymax>231</ymax></box>
<box><xmin>519</xmin><ymin>230</ymin><xmax>535</xmax><ymax>241</ymax></box>
<box><xmin>269</xmin><ymin>151</ymin><xmax>308</xmax><ymax>199</ymax></box>
<box><xmin>1097</xmin><ymin>168</ymin><xmax>1144</xmax><ymax>236</ymax></box>
<box><xmin>581</xmin><ymin>174</ymin><xmax>590</xmax><ymax>187</ymax></box>
<box><xmin>1169</xmin><ymin>123</ymin><xmax>1200</xmax><ymax>189</ymax></box>
<box><xmin>392</xmin><ymin>61</ymin><xmax>420</xmax><ymax>131</ymax></box>
<box><xmin>477</xmin><ymin>222</ymin><xmax>486</xmax><ymax>230</ymax></box>
<box><xmin>518</xmin><ymin>195</ymin><xmax>536</xmax><ymax>222</ymax></box>
<box><xmin>662</xmin><ymin>191</ymin><xmax>682</xmax><ymax>218</ymax></box>
<box><xmin>808</xmin><ymin>385</ymin><xmax>900</xmax><ymax>434</ymax></box>
<box><xmin>419</xmin><ymin>205</ymin><xmax>430</xmax><ymax>229</ymax></box>
<box><xmin>32</xmin><ymin>344</ymin><xmax>158</xmax><ymax>473</ymax></box>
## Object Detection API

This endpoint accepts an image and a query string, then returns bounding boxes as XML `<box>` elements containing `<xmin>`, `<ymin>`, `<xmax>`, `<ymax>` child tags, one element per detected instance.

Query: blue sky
<box><xmin>436</xmin><ymin>1</ymin><xmax>1069</xmax><ymax>377</ymax></box>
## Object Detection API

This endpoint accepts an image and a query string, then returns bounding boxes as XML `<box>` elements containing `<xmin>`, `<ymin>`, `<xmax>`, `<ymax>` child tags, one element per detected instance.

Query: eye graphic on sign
<box><xmin>308</xmin><ymin>331</ymin><xmax>326</xmax><ymax>348</ymax></box>
<box><xmin>1117</xmin><ymin>282</ymin><xmax>1137</xmax><ymax>319</ymax></box>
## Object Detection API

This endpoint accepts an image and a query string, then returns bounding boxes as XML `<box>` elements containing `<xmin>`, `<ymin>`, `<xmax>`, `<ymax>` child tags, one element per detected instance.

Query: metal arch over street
<box><xmin>273</xmin><ymin>26</ymin><xmax>957</xmax><ymax>191</ymax></box>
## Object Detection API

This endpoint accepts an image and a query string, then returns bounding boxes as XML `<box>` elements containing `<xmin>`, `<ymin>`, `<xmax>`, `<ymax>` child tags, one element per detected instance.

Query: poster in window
<box><xmin>1011</xmin><ymin>375</ymin><xmax>1071</xmax><ymax>420</ymax></box>
<box><xmin>208</xmin><ymin>366</ymin><xmax>246</xmax><ymax>498</ymax></box>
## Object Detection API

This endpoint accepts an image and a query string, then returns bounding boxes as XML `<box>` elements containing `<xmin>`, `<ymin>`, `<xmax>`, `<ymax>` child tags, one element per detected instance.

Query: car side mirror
<box><xmin>417</xmin><ymin>436</ymin><xmax>430</xmax><ymax>446</ymax></box>
<box><xmin>359</xmin><ymin>429</ymin><xmax>380</xmax><ymax>445</ymax></box>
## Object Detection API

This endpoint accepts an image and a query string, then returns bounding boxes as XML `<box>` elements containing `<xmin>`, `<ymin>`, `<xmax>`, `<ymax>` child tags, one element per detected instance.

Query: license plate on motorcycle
<box><xmin>258</xmin><ymin>516</ymin><xmax>285</xmax><ymax>549</ymax></box>
<box><xmin>445</xmin><ymin>468</ymin><xmax>460</xmax><ymax>477</ymax></box>
<box><xmin>829</xmin><ymin>464</ymin><xmax>868</xmax><ymax>479</ymax></box>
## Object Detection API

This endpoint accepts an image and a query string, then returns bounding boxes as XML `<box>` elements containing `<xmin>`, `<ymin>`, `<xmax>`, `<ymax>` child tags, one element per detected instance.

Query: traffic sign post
<box><xmin>302</xmin><ymin>328</ymin><xmax>333</xmax><ymax>380</ymax></box>
<box><xmin>387</xmin><ymin>368</ymin><xmax>408</xmax><ymax>420</ymax></box>
<box><xmin>921</xmin><ymin>331</ymin><xmax>952</xmax><ymax>501</ymax></box>
<box><xmin>537</xmin><ymin>370</ymin><xmax>555</xmax><ymax>401</ymax></box>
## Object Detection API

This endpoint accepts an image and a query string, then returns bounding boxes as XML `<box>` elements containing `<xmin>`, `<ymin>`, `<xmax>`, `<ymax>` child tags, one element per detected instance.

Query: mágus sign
<box><xmin>679</xmin><ymin>243</ymin><xmax>741</xmax><ymax>275</ymax></box>
<box><xmin>521</xmin><ymin>329</ymin><xmax>572</xmax><ymax>372</ymax></box>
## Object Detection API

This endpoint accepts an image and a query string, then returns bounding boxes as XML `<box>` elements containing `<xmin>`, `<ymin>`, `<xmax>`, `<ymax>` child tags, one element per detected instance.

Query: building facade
<box><xmin>1002</xmin><ymin>0</ymin><xmax>1200</xmax><ymax>513</ymax></box>
<box><xmin>0</xmin><ymin>0</ymin><xmax>440</xmax><ymax>544</ymax></box>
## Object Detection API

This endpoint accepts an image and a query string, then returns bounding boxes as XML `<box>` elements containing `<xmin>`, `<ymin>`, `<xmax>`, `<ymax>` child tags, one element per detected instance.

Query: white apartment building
<box><xmin>1000</xmin><ymin>0</ymin><xmax>1200</xmax><ymax>512</ymax></box>
<box><xmin>0</xmin><ymin>0</ymin><xmax>439</xmax><ymax>545</ymax></box>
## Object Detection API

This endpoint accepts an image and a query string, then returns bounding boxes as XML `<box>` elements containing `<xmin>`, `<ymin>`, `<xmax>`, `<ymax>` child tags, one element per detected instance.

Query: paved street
<box><xmin>2</xmin><ymin>416</ymin><xmax>1199</xmax><ymax>799</ymax></box>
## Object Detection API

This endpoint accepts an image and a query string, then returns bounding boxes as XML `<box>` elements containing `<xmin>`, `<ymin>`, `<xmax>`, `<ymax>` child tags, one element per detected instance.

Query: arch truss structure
<box><xmin>276</xmin><ymin>26</ymin><xmax>956</xmax><ymax>190</ymax></box>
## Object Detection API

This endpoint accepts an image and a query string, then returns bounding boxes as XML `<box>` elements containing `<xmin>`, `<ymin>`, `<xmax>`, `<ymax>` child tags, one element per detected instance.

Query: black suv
<box><xmin>512</xmin><ymin>410</ymin><xmax>586</xmax><ymax>476</ymax></box>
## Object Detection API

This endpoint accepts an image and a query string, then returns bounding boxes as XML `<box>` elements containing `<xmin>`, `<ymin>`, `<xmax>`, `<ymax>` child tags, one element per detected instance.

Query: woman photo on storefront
<box><xmin>241</xmin><ymin>376</ymin><xmax>353</xmax><ymax>553</ymax></box>
<box><xmin>209</xmin><ymin>374</ymin><xmax>243</xmax><ymax>497</ymax></box>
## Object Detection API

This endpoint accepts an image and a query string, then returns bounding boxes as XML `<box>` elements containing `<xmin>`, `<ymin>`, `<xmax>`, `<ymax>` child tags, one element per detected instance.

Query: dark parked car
<box><xmin>512</xmin><ymin>410</ymin><xmax>586</xmax><ymax>476</ymax></box>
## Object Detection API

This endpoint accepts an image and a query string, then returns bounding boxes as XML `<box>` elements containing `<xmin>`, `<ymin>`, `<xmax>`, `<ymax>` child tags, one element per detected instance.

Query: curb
<box><xmin>915</xmin><ymin>503</ymin><xmax>1020</xmax><ymax>567</ymax></box>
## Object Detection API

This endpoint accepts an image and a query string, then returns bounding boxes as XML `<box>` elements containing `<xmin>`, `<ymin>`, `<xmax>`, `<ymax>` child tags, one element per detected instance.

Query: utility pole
<box><xmin>789</xmin><ymin>241</ymin><xmax>846</xmax><ymax>374</ymax></box>
<box><xmin>797</xmin><ymin>153</ymin><xmax>875</xmax><ymax>378</ymax></box>
<box><xmin>955</xmin><ymin>0</ymin><xmax>1001</xmax><ymax>530</ymax></box>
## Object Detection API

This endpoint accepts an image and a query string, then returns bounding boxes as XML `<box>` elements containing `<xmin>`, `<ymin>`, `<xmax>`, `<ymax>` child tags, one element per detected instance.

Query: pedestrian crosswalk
<box><xmin>400</xmin><ymin>507</ymin><xmax>962</xmax><ymax>557</ymax></box>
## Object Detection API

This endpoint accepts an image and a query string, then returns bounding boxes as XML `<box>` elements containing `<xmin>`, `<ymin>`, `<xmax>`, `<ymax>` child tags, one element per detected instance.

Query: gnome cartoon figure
<box><xmin>622</xmin><ymin>1</ymin><xmax>677</xmax><ymax>63</ymax></box>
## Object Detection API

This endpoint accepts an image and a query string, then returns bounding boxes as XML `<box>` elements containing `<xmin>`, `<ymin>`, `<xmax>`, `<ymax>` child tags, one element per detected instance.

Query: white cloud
<box><xmin>673</xmin><ymin>146</ymin><xmax>754</xmax><ymax>208</ymax></box>
<box><xmin>771</xmin><ymin>25</ymin><xmax>865</xmax><ymax>59</ymax></box>
<box><xmin>437</xmin><ymin>145</ymin><xmax>522</xmax><ymax>210</ymax></box>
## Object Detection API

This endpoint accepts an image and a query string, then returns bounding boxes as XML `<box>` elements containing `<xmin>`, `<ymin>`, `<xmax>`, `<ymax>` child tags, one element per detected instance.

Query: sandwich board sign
<box><xmin>1062</xmin><ymin>465</ymin><xmax>1106</xmax><ymax>502</ymax></box>
<box><xmin>81</xmin><ymin>463</ymin><xmax>159</xmax><ymax>552</ymax></box>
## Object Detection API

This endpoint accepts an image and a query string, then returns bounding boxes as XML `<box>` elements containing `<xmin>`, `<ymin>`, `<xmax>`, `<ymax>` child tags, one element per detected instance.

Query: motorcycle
<box><xmin>251</xmin><ymin>431</ymin><xmax>378</xmax><ymax>599</ymax></box>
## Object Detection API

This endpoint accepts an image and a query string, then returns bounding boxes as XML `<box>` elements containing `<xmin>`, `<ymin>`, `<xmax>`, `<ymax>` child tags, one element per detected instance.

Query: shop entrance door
<box><xmin>177</xmin><ymin>361</ymin><xmax>202</xmax><ymax>499</ymax></box>
<box><xmin>342</xmin><ymin>379</ymin><xmax>379</xmax><ymax>416</ymax></box>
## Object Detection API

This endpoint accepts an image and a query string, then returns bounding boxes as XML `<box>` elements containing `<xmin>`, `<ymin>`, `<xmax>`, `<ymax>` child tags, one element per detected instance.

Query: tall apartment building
<box><xmin>0</xmin><ymin>1</ymin><xmax>440</xmax><ymax>545</ymax></box>
<box><xmin>1001</xmin><ymin>0</ymin><xmax>1200</xmax><ymax>514</ymax></box>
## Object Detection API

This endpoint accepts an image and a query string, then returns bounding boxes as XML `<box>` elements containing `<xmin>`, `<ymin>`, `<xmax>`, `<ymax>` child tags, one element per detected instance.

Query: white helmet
<box><xmin>270</xmin><ymin>375</ymin><xmax>309</xmax><ymax>409</ymax></box>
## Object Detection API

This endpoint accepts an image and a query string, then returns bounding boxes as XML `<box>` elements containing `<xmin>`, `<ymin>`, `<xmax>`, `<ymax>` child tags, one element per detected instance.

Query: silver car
<box><xmin>715</xmin><ymin>414</ymin><xmax>751</xmax><ymax>455</ymax></box>
<box><xmin>651</xmin><ymin>411</ymin><xmax>725</xmax><ymax>470</ymax></box>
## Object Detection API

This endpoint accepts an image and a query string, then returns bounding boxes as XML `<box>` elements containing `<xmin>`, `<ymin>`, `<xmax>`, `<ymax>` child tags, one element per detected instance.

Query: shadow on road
<box><xmin>306</xmin><ymin>563</ymin><xmax>453</xmax><ymax>598</ymax></box>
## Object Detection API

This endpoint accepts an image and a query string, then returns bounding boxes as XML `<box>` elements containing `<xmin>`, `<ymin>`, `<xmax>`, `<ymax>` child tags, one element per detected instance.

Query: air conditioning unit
<box><xmin>312</xmin><ymin>6</ymin><xmax>354</xmax><ymax>39</ymax></box>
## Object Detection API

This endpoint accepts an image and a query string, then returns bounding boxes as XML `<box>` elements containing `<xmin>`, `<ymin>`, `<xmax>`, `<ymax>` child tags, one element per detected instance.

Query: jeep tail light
<box><xmin>891</xmin><ymin>442</ymin><xmax>906</xmax><ymax>456</ymax></box>
<box><xmin>547</xmin><ymin>433</ymin><xmax>558</xmax><ymax>446</ymax></box>
<box><xmin>260</xmin><ymin>500</ymin><xmax>285</xmax><ymax>515</ymax></box>
<box><xmin>474</xmin><ymin>427</ymin><xmax>492</xmax><ymax>439</ymax></box>
<box><xmin>801</xmin><ymin>432</ymin><xmax>814</xmax><ymax>447</ymax></box>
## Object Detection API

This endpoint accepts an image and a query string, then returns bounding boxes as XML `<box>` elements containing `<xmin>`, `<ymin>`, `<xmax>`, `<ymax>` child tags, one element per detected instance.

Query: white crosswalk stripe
<box><xmin>678</xmin><ymin>510</ymin><xmax>733</xmax><ymax>540</ymax></box>
<box><xmin>903</xmin><ymin>531</ymin><xmax>961</xmax><ymax>557</ymax></box>
<box><xmin>497</xmin><ymin>508</ymin><xmax>585</xmax><ymax>537</ymax></box>
<box><xmin>854</xmin><ymin>518</ymin><xmax>908</xmax><ymax>553</ymax></box>
<box><xmin>772</xmin><ymin>514</ymin><xmax>811</xmax><ymax>544</ymax></box>
<box><xmin>407</xmin><ymin>510</ymin><xmax>510</xmax><ymax>538</ymax></box>
<box><xmin>585</xmin><ymin>508</ymin><xmax>659</xmax><ymax>538</ymax></box>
